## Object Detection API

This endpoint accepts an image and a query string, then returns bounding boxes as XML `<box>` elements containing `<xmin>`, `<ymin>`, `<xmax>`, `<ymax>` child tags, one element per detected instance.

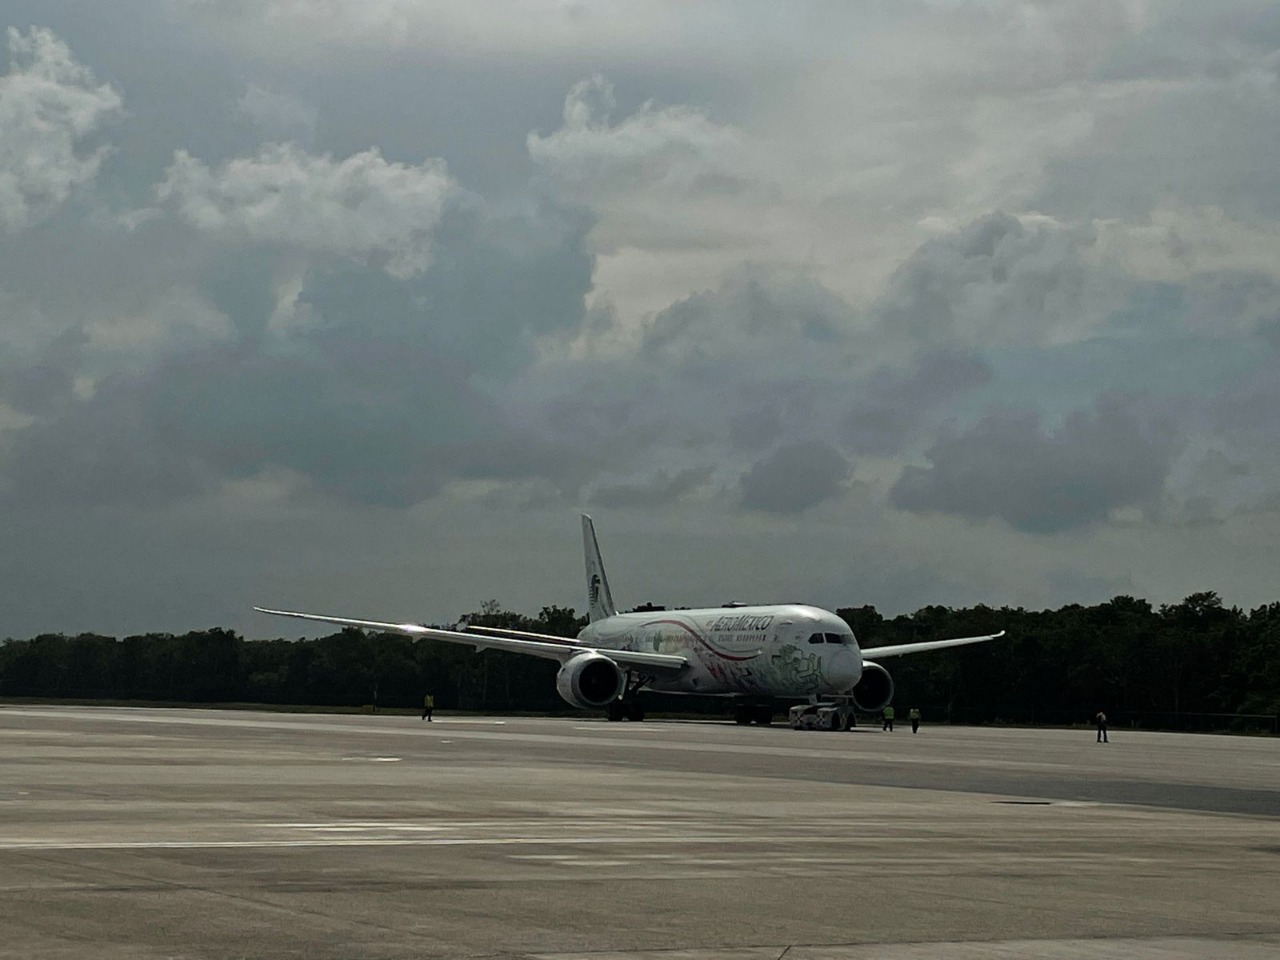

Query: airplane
<box><xmin>257</xmin><ymin>515</ymin><xmax>1004</xmax><ymax>725</ymax></box>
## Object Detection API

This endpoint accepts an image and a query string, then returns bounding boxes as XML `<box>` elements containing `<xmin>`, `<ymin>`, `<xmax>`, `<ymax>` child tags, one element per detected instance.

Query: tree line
<box><xmin>1</xmin><ymin>592</ymin><xmax>1277</xmax><ymax>730</ymax></box>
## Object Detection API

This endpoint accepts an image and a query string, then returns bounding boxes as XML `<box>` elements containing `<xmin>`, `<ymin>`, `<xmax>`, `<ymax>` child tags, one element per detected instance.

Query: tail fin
<box><xmin>581</xmin><ymin>514</ymin><xmax>617</xmax><ymax>623</ymax></box>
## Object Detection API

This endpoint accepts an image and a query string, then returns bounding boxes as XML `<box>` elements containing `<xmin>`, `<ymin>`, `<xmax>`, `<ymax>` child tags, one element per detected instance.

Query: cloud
<box><xmin>1092</xmin><ymin>203</ymin><xmax>1280</xmax><ymax>288</ymax></box>
<box><xmin>7</xmin><ymin>3</ymin><xmax>1280</xmax><ymax>638</ymax></box>
<box><xmin>0</xmin><ymin>189</ymin><xmax>598</xmax><ymax>510</ymax></box>
<box><xmin>156</xmin><ymin>143</ymin><xmax>463</xmax><ymax>277</ymax></box>
<box><xmin>235</xmin><ymin>84</ymin><xmax>318</xmax><ymax>143</ymax></box>
<box><xmin>0</xmin><ymin>325</ymin><xmax>86</xmax><ymax>417</ymax></box>
<box><xmin>641</xmin><ymin>265</ymin><xmax>851</xmax><ymax>362</ymax></box>
<box><xmin>528</xmin><ymin>75</ymin><xmax>741</xmax><ymax>195</ymax></box>
<box><xmin>521</xmin><ymin>267</ymin><xmax>861</xmax><ymax>486</ymax></box>
<box><xmin>0</xmin><ymin>27</ymin><xmax>122</xmax><ymax>232</ymax></box>
<box><xmin>0</xmin><ymin>360</ymin><xmax>217</xmax><ymax>508</ymax></box>
<box><xmin>1259</xmin><ymin>317</ymin><xmax>1280</xmax><ymax>352</ymax></box>
<box><xmin>589</xmin><ymin>466</ymin><xmax>713</xmax><ymax>508</ymax></box>
<box><xmin>0</xmin><ymin>334</ymin><xmax>523</xmax><ymax>510</ymax></box>
<box><xmin>890</xmin><ymin>396</ymin><xmax>1182</xmax><ymax>533</ymax></box>
<box><xmin>1036</xmin><ymin>53</ymin><xmax>1280</xmax><ymax>222</ymax></box>
<box><xmin>174</xmin><ymin>1</ymin><xmax>804</xmax><ymax>65</ymax></box>
<box><xmin>740</xmin><ymin>440</ymin><xmax>849</xmax><ymax>514</ymax></box>
<box><xmin>845</xmin><ymin>349</ymin><xmax>993</xmax><ymax>456</ymax></box>
<box><xmin>1092</xmin><ymin>1</ymin><xmax>1280</xmax><ymax>84</ymax></box>
<box><xmin>872</xmin><ymin>211</ymin><xmax>1115</xmax><ymax>348</ymax></box>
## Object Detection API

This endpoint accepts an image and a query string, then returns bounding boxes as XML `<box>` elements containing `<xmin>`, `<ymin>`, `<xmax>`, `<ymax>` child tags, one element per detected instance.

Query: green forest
<box><xmin>2</xmin><ymin>592</ymin><xmax>1278</xmax><ymax>731</ymax></box>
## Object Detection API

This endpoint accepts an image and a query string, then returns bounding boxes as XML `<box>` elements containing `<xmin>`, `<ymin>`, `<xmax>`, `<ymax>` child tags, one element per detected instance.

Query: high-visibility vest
<box><xmin>883</xmin><ymin>706</ymin><xmax>895</xmax><ymax>719</ymax></box>
<box><xmin>424</xmin><ymin>695</ymin><xmax>435</xmax><ymax>708</ymax></box>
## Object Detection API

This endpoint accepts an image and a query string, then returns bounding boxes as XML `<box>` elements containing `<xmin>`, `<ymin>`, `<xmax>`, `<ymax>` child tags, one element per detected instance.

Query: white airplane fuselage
<box><xmin>579</xmin><ymin>604</ymin><xmax>862</xmax><ymax>698</ymax></box>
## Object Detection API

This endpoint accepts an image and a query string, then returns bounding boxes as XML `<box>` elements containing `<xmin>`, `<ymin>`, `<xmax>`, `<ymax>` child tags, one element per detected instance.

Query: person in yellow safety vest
<box><xmin>882</xmin><ymin>704</ymin><xmax>895</xmax><ymax>732</ymax></box>
<box><xmin>422</xmin><ymin>693</ymin><xmax>435</xmax><ymax>722</ymax></box>
<box><xmin>909</xmin><ymin>706</ymin><xmax>921</xmax><ymax>734</ymax></box>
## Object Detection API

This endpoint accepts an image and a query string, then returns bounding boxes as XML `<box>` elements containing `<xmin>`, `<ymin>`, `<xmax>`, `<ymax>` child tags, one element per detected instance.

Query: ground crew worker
<box><xmin>1095</xmin><ymin>709</ymin><xmax>1108</xmax><ymax>743</ymax></box>
<box><xmin>909</xmin><ymin>706</ymin><xmax>921</xmax><ymax>734</ymax></box>
<box><xmin>422</xmin><ymin>693</ymin><xmax>435</xmax><ymax>722</ymax></box>
<box><xmin>882</xmin><ymin>704</ymin><xmax>895</xmax><ymax>732</ymax></box>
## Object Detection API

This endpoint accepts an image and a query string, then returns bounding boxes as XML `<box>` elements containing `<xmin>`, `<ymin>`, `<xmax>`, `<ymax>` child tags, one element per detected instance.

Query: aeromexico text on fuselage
<box><xmin>579</xmin><ymin>603</ymin><xmax>861</xmax><ymax>698</ymax></box>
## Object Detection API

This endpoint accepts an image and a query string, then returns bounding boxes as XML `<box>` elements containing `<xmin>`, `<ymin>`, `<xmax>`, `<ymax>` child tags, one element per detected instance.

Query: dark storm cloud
<box><xmin>296</xmin><ymin>199</ymin><xmax>596</xmax><ymax>376</ymax></box>
<box><xmin>1209</xmin><ymin>349</ymin><xmax>1280</xmax><ymax>445</ymax></box>
<box><xmin>1</xmin><ymin>366</ymin><xmax>214</xmax><ymax>507</ymax></box>
<box><xmin>6</xmin><ymin>5</ymin><xmax>1280</xmax><ymax>640</ymax></box>
<box><xmin>0</xmin><ymin>326</ymin><xmax>85</xmax><ymax>416</ymax></box>
<box><xmin>740</xmin><ymin>440</ymin><xmax>849</xmax><ymax>514</ymax></box>
<box><xmin>873</xmin><ymin>211</ymin><xmax>1093</xmax><ymax>343</ymax></box>
<box><xmin>0</xmin><ymin>188</ymin><xmax>599</xmax><ymax>508</ymax></box>
<box><xmin>890</xmin><ymin>396</ymin><xmax>1181</xmax><ymax>533</ymax></box>
<box><xmin>844</xmin><ymin>349</ymin><xmax>992</xmax><ymax>456</ymax></box>
<box><xmin>727</xmin><ymin>401</ymin><xmax>783</xmax><ymax>451</ymax></box>
<box><xmin>0</xmin><ymin>328</ymin><xmax>554</xmax><ymax>510</ymax></box>
<box><xmin>524</xmin><ymin>267</ymin><xmax>861</xmax><ymax>483</ymax></box>
<box><xmin>523</xmin><ymin>266</ymin><xmax>868</xmax><ymax>510</ymax></box>
<box><xmin>641</xmin><ymin>267</ymin><xmax>851</xmax><ymax>362</ymax></box>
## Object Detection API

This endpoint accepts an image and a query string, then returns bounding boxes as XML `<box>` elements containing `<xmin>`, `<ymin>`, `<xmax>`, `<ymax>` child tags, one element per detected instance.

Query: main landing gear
<box><xmin>605</xmin><ymin>669</ymin><xmax>652</xmax><ymax>722</ymax></box>
<box><xmin>732</xmin><ymin>703</ymin><xmax>774</xmax><ymax>725</ymax></box>
<box><xmin>606</xmin><ymin>700</ymin><xmax>646</xmax><ymax>722</ymax></box>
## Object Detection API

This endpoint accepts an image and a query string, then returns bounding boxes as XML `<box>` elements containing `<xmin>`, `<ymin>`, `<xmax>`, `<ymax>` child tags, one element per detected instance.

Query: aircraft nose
<box><xmin>830</xmin><ymin>646</ymin><xmax>861</xmax><ymax>691</ymax></box>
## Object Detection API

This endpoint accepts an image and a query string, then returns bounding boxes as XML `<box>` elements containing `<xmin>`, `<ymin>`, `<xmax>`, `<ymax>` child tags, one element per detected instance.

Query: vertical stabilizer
<box><xmin>581</xmin><ymin>514</ymin><xmax>617</xmax><ymax>623</ymax></box>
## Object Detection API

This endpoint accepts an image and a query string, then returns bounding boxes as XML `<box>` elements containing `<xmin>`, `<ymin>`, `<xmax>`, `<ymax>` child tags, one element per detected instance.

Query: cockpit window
<box><xmin>825</xmin><ymin>633</ymin><xmax>851</xmax><ymax>644</ymax></box>
<box><xmin>807</xmin><ymin>633</ymin><xmax>825</xmax><ymax>644</ymax></box>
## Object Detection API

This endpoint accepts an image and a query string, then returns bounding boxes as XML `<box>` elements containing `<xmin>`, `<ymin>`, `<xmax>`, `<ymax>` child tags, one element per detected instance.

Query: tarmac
<box><xmin>1</xmin><ymin>705</ymin><xmax>1278</xmax><ymax>959</ymax></box>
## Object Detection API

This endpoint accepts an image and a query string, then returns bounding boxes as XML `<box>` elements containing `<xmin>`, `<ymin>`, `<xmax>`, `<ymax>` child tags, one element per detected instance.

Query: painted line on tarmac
<box><xmin>0</xmin><ymin>833</ymin><xmax>992</xmax><ymax>852</ymax></box>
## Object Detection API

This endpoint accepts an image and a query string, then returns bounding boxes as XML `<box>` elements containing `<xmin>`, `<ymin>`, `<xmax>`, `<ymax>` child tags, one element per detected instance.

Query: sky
<box><xmin>1</xmin><ymin>1</ymin><xmax>1279</xmax><ymax>639</ymax></box>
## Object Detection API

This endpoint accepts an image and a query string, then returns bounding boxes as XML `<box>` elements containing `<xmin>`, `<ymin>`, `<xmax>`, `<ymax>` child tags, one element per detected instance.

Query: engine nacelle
<box><xmin>851</xmin><ymin>661</ymin><xmax>894</xmax><ymax>713</ymax></box>
<box><xmin>555</xmin><ymin>653</ymin><xmax>625</xmax><ymax>709</ymax></box>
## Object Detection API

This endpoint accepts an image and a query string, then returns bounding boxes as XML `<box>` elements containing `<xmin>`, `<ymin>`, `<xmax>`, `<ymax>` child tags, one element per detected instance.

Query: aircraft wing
<box><xmin>456</xmin><ymin>623</ymin><xmax>584</xmax><ymax>644</ymax></box>
<box><xmin>254</xmin><ymin>607</ymin><xmax>689</xmax><ymax>674</ymax></box>
<box><xmin>859</xmin><ymin>630</ymin><xmax>1005</xmax><ymax>659</ymax></box>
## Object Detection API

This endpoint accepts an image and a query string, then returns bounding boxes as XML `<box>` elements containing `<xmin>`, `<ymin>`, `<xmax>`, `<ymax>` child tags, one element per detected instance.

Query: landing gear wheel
<box><xmin>733</xmin><ymin>706</ymin><xmax>753</xmax><ymax>725</ymax></box>
<box><xmin>626</xmin><ymin>701</ymin><xmax>646</xmax><ymax>722</ymax></box>
<box><xmin>753</xmin><ymin>705</ymin><xmax>773</xmax><ymax>725</ymax></box>
<box><xmin>606</xmin><ymin>701</ymin><xmax>625</xmax><ymax>721</ymax></box>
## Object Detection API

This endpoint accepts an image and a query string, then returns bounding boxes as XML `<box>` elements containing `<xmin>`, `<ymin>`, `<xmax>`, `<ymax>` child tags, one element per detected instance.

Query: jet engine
<box><xmin>555</xmin><ymin>653</ymin><xmax>625</xmax><ymax>709</ymax></box>
<box><xmin>851</xmin><ymin>661</ymin><xmax>894</xmax><ymax>713</ymax></box>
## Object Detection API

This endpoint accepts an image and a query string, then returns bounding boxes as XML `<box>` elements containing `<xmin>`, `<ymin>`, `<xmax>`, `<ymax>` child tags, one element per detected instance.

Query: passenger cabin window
<box><xmin>807</xmin><ymin>633</ymin><xmax>825</xmax><ymax>644</ymax></box>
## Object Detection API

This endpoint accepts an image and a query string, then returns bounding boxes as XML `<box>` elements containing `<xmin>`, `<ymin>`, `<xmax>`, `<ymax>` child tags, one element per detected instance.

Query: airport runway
<box><xmin>1</xmin><ymin>706</ymin><xmax>1278</xmax><ymax>959</ymax></box>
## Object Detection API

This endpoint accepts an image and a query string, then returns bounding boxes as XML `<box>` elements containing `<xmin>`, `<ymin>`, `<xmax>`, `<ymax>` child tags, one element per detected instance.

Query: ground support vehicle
<box><xmin>789</xmin><ymin>700</ymin><xmax>856</xmax><ymax>731</ymax></box>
